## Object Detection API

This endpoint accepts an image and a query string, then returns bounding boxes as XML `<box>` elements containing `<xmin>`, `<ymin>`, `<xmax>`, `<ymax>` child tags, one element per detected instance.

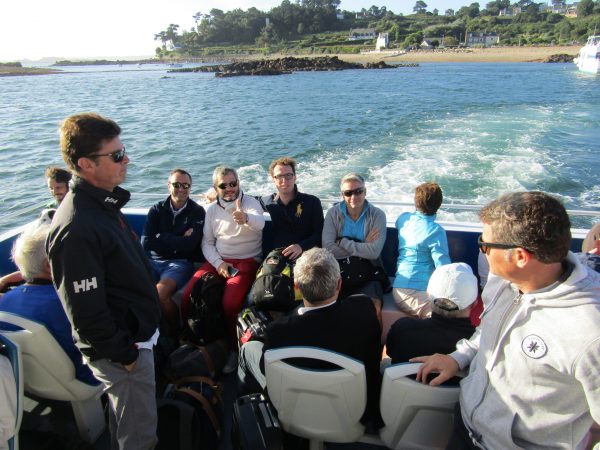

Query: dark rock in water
<box><xmin>543</xmin><ymin>54</ymin><xmax>575</xmax><ymax>63</ymax></box>
<box><xmin>170</xmin><ymin>56</ymin><xmax>405</xmax><ymax>77</ymax></box>
<box><xmin>364</xmin><ymin>61</ymin><xmax>395</xmax><ymax>69</ymax></box>
<box><xmin>215</xmin><ymin>68</ymin><xmax>292</xmax><ymax>77</ymax></box>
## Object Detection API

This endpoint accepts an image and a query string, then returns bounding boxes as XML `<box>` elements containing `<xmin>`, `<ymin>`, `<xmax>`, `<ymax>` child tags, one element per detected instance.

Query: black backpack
<box><xmin>250</xmin><ymin>248</ymin><xmax>302</xmax><ymax>312</ymax></box>
<box><xmin>156</xmin><ymin>376</ymin><xmax>223</xmax><ymax>450</ymax></box>
<box><xmin>185</xmin><ymin>272</ymin><xmax>226</xmax><ymax>345</ymax></box>
<box><xmin>166</xmin><ymin>340</ymin><xmax>228</xmax><ymax>380</ymax></box>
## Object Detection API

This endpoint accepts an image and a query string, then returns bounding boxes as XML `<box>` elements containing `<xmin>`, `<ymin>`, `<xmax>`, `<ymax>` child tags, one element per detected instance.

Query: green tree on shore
<box><xmin>577</xmin><ymin>0</ymin><xmax>595</xmax><ymax>17</ymax></box>
<box><xmin>413</xmin><ymin>1</ymin><xmax>428</xmax><ymax>14</ymax></box>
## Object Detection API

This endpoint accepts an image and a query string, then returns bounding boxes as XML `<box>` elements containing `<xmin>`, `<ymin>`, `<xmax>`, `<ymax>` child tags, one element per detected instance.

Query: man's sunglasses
<box><xmin>342</xmin><ymin>187</ymin><xmax>365</xmax><ymax>197</ymax></box>
<box><xmin>477</xmin><ymin>235</ymin><xmax>523</xmax><ymax>254</ymax></box>
<box><xmin>88</xmin><ymin>147</ymin><xmax>126</xmax><ymax>163</ymax></box>
<box><xmin>217</xmin><ymin>180</ymin><xmax>238</xmax><ymax>190</ymax></box>
<box><xmin>170</xmin><ymin>182</ymin><xmax>190</xmax><ymax>190</ymax></box>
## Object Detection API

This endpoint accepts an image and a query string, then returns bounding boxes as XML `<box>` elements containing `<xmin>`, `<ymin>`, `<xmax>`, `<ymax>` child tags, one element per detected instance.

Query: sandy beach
<box><xmin>334</xmin><ymin>45</ymin><xmax>579</xmax><ymax>64</ymax></box>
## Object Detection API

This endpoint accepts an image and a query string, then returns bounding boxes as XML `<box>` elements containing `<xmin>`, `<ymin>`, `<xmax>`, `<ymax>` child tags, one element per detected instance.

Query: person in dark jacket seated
<box><xmin>141</xmin><ymin>169</ymin><xmax>205</xmax><ymax>335</ymax></box>
<box><xmin>0</xmin><ymin>222</ymin><xmax>98</xmax><ymax>386</ymax></box>
<box><xmin>386</xmin><ymin>262</ymin><xmax>477</xmax><ymax>365</ymax></box>
<box><xmin>238</xmin><ymin>247</ymin><xmax>383</xmax><ymax>430</ymax></box>
<box><xmin>259</xmin><ymin>157</ymin><xmax>324</xmax><ymax>260</ymax></box>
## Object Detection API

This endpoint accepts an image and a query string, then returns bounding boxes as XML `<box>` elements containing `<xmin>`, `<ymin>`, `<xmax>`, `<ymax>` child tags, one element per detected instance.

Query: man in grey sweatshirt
<box><xmin>413</xmin><ymin>191</ymin><xmax>600</xmax><ymax>450</ymax></box>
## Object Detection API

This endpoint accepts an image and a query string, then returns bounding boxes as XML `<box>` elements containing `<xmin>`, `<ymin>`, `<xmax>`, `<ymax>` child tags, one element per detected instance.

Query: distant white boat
<box><xmin>574</xmin><ymin>35</ymin><xmax>600</xmax><ymax>74</ymax></box>
<box><xmin>168</xmin><ymin>63</ymin><xmax>183</xmax><ymax>68</ymax></box>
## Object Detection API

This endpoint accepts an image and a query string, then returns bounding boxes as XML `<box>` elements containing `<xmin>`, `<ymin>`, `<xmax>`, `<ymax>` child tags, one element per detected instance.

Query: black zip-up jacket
<box><xmin>47</xmin><ymin>178</ymin><xmax>160</xmax><ymax>365</ymax></box>
<box><xmin>260</xmin><ymin>187</ymin><xmax>324</xmax><ymax>250</ymax></box>
<box><xmin>141</xmin><ymin>196</ymin><xmax>205</xmax><ymax>262</ymax></box>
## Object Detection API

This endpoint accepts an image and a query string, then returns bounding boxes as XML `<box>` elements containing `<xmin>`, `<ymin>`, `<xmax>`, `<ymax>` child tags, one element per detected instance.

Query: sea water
<box><xmin>0</xmin><ymin>61</ymin><xmax>599</xmax><ymax>233</ymax></box>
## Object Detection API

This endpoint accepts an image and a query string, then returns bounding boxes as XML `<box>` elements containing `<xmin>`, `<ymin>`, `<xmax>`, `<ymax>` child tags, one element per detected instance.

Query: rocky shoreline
<box><xmin>542</xmin><ymin>53</ymin><xmax>575</xmax><ymax>63</ymax></box>
<box><xmin>169</xmin><ymin>56</ymin><xmax>417</xmax><ymax>77</ymax></box>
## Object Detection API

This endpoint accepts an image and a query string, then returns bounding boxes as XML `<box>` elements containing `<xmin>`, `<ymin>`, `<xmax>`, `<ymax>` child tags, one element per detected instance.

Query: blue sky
<box><xmin>1</xmin><ymin>0</ymin><xmax>472</xmax><ymax>61</ymax></box>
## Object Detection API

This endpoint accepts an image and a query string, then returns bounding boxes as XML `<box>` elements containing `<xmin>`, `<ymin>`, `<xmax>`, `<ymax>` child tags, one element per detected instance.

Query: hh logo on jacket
<box><xmin>73</xmin><ymin>277</ymin><xmax>98</xmax><ymax>293</ymax></box>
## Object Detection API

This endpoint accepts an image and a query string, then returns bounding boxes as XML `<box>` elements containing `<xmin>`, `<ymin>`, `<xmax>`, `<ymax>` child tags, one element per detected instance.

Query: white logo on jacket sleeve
<box><xmin>73</xmin><ymin>277</ymin><xmax>98</xmax><ymax>293</ymax></box>
<box><xmin>521</xmin><ymin>334</ymin><xmax>547</xmax><ymax>359</ymax></box>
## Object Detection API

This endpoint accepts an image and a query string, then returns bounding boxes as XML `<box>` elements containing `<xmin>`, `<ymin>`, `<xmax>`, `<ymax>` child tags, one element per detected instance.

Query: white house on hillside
<box><xmin>165</xmin><ymin>40</ymin><xmax>181</xmax><ymax>51</ymax></box>
<box><xmin>466</xmin><ymin>32</ymin><xmax>499</xmax><ymax>47</ymax></box>
<box><xmin>421</xmin><ymin>37</ymin><xmax>445</xmax><ymax>48</ymax></box>
<box><xmin>376</xmin><ymin>32</ymin><xmax>389</xmax><ymax>50</ymax></box>
<box><xmin>349</xmin><ymin>28</ymin><xmax>376</xmax><ymax>41</ymax></box>
<box><xmin>499</xmin><ymin>6</ymin><xmax>522</xmax><ymax>16</ymax></box>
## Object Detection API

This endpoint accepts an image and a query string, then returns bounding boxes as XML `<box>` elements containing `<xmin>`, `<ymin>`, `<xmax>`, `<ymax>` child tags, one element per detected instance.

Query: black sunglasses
<box><xmin>217</xmin><ymin>180</ymin><xmax>238</xmax><ymax>190</ymax></box>
<box><xmin>342</xmin><ymin>187</ymin><xmax>365</xmax><ymax>197</ymax></box>
<box><xmin>477</xmin><ymin>235</ymin><xmax>522</xmax><ymax>254</ymax></box>
<box><xmin>170</xmin><ymin>182</ymin><xmax>191</xmax><ymax>190</ymax></box>
<box><xmin>88</xmin><ymin>147</ymin><xmax>126</xmax><ymax>163</ymax></box>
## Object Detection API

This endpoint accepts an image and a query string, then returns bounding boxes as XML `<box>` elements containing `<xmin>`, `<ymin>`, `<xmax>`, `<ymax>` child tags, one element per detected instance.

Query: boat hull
<box><xmin>575</xmin><ymin>36</ymin><xmax>600</xmax><ymax>74</ymax></box>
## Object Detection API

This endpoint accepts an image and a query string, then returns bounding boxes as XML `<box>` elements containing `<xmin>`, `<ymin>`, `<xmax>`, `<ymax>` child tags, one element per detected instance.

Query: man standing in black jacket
<box><xmin>47</xmin><ymin>113</ymin><xmax>161</xmax><ymax>450</ymax></box>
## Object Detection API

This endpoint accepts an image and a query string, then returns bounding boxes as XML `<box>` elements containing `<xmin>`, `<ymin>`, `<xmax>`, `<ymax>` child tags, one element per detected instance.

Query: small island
<box><xmin>169</xmin><ymin>56</ymin><xmax>417</xmax><ymax>77</ymax></box>
<box><xmin>0</xmin><ymin>62</ymin><xmax>62</xmax><ymax>77</ymax></box>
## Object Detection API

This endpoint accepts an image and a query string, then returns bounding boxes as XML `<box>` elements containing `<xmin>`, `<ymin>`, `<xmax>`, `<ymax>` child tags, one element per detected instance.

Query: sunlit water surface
<box><xmin>1</xmin><ymin>61</ymin><xmax>598</xmax><ymax>232</ymax></box>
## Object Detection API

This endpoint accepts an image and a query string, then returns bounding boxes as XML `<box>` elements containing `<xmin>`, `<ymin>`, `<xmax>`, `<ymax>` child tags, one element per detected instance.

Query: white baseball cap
<box><xmin>427</xmin><ymin>262</ymin><xmax>478</xmax><ymax>310</ymax></box>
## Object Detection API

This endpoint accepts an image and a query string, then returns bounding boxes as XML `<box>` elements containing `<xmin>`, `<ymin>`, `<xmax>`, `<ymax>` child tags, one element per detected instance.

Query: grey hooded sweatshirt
<box><xmin>451</xmin><ymin>252</ymin><xmax>600</xmax><ymax>450</ymax></box>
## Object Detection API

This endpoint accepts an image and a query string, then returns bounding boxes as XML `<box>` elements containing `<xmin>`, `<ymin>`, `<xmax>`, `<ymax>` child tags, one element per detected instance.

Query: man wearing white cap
<box><xmin>386</xmin><ymin>262</ymin><xmax>477</xmax><ymax>364</ymax></box>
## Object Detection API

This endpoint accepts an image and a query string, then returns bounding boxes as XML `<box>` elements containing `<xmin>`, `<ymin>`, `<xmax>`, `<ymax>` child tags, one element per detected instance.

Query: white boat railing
<box><xmin>2</xmin><ymin>195</ymin><xmax>599</xmax><ymax>241</ymax></box>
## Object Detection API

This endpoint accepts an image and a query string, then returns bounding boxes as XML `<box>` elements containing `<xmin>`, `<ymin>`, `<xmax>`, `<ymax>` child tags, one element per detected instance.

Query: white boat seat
<box><xmin>264</xmin><ymin>346</ymin><xmax>368</xmax><ymax>450</ymax></box>
<box><xmin>379</xmin><ymin>362</ymin><xmax>460</xmax><ymax>450</ymax></box>
<box><xmin>0</xmin><ymin>312</ymin><xmax>105</xmax><ymax>443</ymax></box>
<box><xmin>0</xmin><ymin>334</ymin><xmax>22</xmax><ymax>450</ymax></box>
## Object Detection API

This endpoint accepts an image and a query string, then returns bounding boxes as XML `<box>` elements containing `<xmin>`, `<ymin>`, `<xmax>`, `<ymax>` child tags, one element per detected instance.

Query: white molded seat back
<box><xmin>379</xmin><ymin>363</ymin><xmax>460</xmax><ymax>450</ymax></box>
<box><xmin>0</xmin><ymin>312</ymin><xmax>105</xmax><ymax>443</ymax></box>
<box><xmin>0</xmin><ymin>334</ymin><xmax>23</xmax><ymax>450</ymax></box>
<box><xmin>0</xmin><ymin>312</ymin><xmax>100</xmax><ymax>401</ymax></box>
<box><xmin>264</xmin><ymin>346</ymin><xmax>367</xmax><ymax>444</ymax></box>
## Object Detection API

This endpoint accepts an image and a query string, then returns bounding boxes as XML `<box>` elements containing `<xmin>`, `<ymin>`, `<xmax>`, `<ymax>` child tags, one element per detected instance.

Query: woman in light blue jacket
<box><xmin>393</xmin><ymin>182</ymin><xmax>450</xmax><ymax>318</ymax></box>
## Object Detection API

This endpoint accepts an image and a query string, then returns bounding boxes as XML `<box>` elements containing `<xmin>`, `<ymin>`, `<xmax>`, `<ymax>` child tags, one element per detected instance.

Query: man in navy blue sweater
<box><xmin>259</xmin><ymin>157</ymin><xmax>324</xmax><ymax>260</ymax></box>
<box><xmin>141</xmin><ymin>169</ymin><xmax>205</xmax><ymax>335</ymax></box>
